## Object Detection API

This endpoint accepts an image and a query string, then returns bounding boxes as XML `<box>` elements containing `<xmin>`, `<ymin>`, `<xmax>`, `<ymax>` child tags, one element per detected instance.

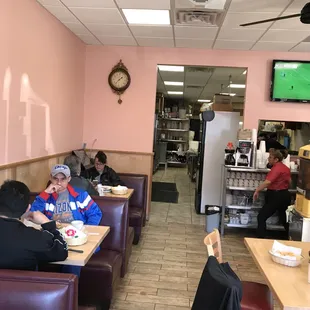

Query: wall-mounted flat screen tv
<box><xmin>270</xmin><ymin>60</ymin><xmax>310</xmax><ymax>103</ymax></box>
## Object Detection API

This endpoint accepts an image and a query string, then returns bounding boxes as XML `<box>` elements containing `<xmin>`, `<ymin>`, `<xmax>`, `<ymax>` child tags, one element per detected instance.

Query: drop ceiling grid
<box><xmin>36</xmin><ymin>0</ymin><xmax>310</xmax><ymax>52</ymax></box>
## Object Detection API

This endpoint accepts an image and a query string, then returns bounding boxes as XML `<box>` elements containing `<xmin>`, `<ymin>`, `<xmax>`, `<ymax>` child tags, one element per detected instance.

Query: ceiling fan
<box><xmin>240</xmin><ymin>2</ymin><xmax>310</xmax><ymax>27</ymax></box>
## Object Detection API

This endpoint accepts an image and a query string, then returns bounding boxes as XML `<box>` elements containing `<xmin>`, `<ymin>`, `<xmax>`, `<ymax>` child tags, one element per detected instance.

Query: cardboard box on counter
<box><xmin>212</xmin><ymin>94</ymin><xmax>233</xmax><ymax>112</ymax></box>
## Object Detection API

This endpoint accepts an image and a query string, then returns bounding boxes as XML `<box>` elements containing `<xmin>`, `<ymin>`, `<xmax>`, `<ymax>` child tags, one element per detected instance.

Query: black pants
<box><xmin>257</xmin><ymin>189</ymin><xmax>291</xmax><ymax>239</ymax></box>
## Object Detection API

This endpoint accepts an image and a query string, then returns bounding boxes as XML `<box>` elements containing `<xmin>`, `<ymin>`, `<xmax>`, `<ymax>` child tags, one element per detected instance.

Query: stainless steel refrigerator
<box><xmin>195</xmin><ymin>111</ymin><xmax>240</xmax><ymax>214</ymax></box>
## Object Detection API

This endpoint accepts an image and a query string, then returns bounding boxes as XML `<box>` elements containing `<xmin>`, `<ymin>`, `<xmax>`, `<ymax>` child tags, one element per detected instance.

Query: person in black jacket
<box><xmin>64</xmin><ymin>155</ymin><xmax>98</xmax><ymax>196</ymax></box>
<box><xmin>0</xmin><ymin>180</ymin><xmax>68</xmax><ymax>271</ymax></box>
<box><xmin>87</xmin><ymin>151</ymin><xmax>125</xmax><ymax>186</ymax></box>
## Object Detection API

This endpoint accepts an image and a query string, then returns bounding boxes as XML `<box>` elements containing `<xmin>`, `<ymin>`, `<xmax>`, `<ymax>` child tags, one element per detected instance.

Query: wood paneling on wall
<box><xmin>0</xmin><ymin>152</ymin><xmax>70</xmax><ymax>192</ymax></box>
<box><xmin>0</xmin><ymin>150</ymin><xmax>153</xmax><ymax>219</ymax></box>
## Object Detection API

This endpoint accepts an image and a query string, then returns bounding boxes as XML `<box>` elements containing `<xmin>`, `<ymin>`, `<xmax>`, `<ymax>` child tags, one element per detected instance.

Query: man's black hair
<box><xmin>0</xmin><ymin>180</ymin><xmax>30</xmax><ymax>218</ymax></box>
<box><xmin>95</xmin><ymin>151</ymin><xmax>107</xmax><ymax>165</ymax></box>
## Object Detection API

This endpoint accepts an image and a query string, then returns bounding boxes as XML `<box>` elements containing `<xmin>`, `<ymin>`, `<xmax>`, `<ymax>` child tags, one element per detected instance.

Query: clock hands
<box><xmin>117</xmin><ymin>76</ymin><xmax>123</xmax><ymax>83</ymax></box>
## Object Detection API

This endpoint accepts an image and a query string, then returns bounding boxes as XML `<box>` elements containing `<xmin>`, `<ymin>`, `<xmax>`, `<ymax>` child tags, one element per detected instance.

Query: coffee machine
<box><xmin>235</xmin><ymin>140</ymin><xmax>253</xmax><ymax>167</ymax></box>
<box><xmin>295</xmin><ymin>144</ymin><xmax>310</xmax><ymax>217</ymax></box>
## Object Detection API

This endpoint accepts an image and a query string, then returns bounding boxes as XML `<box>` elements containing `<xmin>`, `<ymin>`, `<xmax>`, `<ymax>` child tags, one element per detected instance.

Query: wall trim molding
<box><xmin>88</xmin><ymin>149</ymin><xmax>154</xmax><ymax>156</ymax></box>
<box><xmin>0</xmin><ymin>151</ymin><xmax>71</xmax><ymax>171</ymax></box>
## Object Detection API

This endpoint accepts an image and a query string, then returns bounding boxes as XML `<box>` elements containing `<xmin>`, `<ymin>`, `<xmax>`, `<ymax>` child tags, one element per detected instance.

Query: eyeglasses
<box><xmin>95</xmin><ymin>162</ymin><xmax>104</xmax><ymax>167</ymax></box>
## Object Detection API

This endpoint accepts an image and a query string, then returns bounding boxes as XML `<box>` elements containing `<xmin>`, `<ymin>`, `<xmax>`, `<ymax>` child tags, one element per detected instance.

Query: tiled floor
<box><xmin>111</xmin><ymin>168</ymin><xmax>277</xmax><ymax>310</ymax></box>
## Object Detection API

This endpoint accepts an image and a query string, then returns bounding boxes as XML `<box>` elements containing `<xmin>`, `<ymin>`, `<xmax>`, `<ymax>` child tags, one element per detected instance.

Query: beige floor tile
<box><xmin>126</xmin><ymin>293</ymin><xmax>190</xmax><ymax>307</ymax></box>
<box><xmin>116</xmin><ymin>285</ymin><xmax>158</xmax><ymax>295</ymax></box>
<box><xmin>130</xmin><ymin>280</ymin><xmax>188</xmax><ymax>291</ymax></box>
<box><xmin>111</xmin><ymin>300</ymin><xmax>155</xmax><ymax>310</ymax></box>
<box><xmin>114</xmin><ymin>167</ymin><xmax>275</xmax><ymax>309</ymax></box>
<box><xmin>155</xmin><ymin>305</ymin><xmax>191</xmax><ymax>310</ymax></box>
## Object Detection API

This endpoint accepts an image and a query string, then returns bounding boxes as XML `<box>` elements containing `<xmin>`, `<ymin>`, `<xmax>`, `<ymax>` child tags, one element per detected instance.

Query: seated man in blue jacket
<box><xmin>31</xmin><ymin>164</ymin><xmax>102</xmax><ymax>275</ymax></box>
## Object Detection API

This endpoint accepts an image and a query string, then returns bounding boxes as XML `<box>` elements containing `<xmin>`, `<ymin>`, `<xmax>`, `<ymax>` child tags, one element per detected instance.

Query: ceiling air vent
<box><xmin>175</xmin><ymin>9</ymin><xmax>225</xmax><ymax>27</ymax></box>
<box><xmin>175</xmin><ymin>0</ymin><xmax>227</xmax><ymax>10</ymax></box>
<box><xmin>187</xmin><ymin>85</ymin><xmax>204</xmax><ymax>89</ymax></box>
<box><xmin>187</xmin><ymin>67</ymin><xmax>215</xmax><ymax>73</ymax></box>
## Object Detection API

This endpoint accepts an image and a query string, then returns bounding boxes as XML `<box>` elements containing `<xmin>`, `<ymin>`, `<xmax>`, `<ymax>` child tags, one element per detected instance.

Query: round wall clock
<box><xmin>108</xmin><ymin>60</ymin><xmax>131</xmax><ymax>104</ymax></box>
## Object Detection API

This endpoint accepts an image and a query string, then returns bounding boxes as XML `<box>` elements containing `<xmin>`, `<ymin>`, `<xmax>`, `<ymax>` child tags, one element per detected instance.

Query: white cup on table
<box><xmin>71</xmin><ymin>220</ymin><xmax>84</xmax><ymax>231</ymax></box>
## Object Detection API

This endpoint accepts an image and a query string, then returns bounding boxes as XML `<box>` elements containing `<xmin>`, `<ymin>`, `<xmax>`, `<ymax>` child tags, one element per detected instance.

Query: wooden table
<box><xmin>52</xmin><ymin>225</ymin><xmax>110</xmax><ymax>266</ymax></box>
<box><xmin>244</xmin><ymin>238</ymin><xmax>310</xmax><ymax>310</ymax></box>
<box><xmin>102</xmin><ymin>188</ymin><xmax>134</xmax><ymax>199</ymax></box>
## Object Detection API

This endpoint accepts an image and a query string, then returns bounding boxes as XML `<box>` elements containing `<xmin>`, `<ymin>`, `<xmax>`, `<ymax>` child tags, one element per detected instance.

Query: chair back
<box><xmin>204</xmin><ymin>229</ymin><xmax>222</xmax><ymax>263</ymax></box>
<box><xmin>0</xmin><ymin>269</ymin><xmax>78</xmax><ymax>310</ymax></box>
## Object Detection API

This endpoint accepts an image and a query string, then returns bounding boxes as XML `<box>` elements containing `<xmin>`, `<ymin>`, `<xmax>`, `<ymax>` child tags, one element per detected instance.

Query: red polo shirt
<box><xmin>266</xmin><ymin>162</ymin><xmax>291</xmax><ymax>190</ymax></box>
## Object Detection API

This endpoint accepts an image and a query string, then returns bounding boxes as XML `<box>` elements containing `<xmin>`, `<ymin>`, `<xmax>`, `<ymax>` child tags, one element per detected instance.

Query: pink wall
<box><xmin>0</xmin><ymin>0</ymin><xmax>85</xmax><ymax>164</ymax></box>
<box><xmin>84</xmin><ymin>46</ymin><xmax>310</xmax><ymax>153</ymax></box>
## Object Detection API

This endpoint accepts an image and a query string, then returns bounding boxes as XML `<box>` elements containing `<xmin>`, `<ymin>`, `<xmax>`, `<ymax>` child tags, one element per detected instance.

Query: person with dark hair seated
<box><xmin>87</xmin><ymin>151</ymin><xmax>125</xmax><ymax>186</ymax></box>
<box><xmin>0</xmin><ymin>180</ymin><xmax>68</xmax><ymax>271</ymax></box>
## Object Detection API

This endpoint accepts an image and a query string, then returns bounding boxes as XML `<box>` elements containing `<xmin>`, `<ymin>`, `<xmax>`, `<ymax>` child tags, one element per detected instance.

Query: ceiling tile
<box><xmin>130</xmin><ymin>25</ymin><xmax>173</xmax><ymax>38</ymax></box>
<box><xmin>175</xmin><ymin>39</ymin><xmax>214</xmax><ymax>49</ymax></box>
<box><xmin>218</xmin><ymin>27</ymin><xmax>265</xmax><ymax>41</ymax></box>
<box><xmin>260</xmin><ymin>29</ymin><xmax>309</xmax><ymax>42</ymax></box>
<box><xmin>159</xmin><ymin>71</ymin><xmax>184</xmax><ymax>82</ymax></box>
<box><xmin>213</xmin><ymin>40</ymin><xmax>254</xmax><ymax>50</ymax></box>
<box><xmin>64</xmin><ymin>22</ymin><xmax>90</xmax><ymax>35</ymax></box>
<box><xmin>252</xmin><ymin>41</ymin><xmax>296</xmax><ymax>51</ymax></box>
<box><xmin>43</xmin><ymin>5</ymin><xmax>78</xmax><ymax>23</ymax></box>
<box><xmin>136</xmin><ymin>37</ymin><xmax>174</xmax><ymax>47</ymax></box>
<box><xmin>174</xmin><ymin>26</ymin><xmax>218</xmax><ymax>40</ymax></box>
<box><xmin>77</xmin><ymin>34</ymin><xmax>101</xmax><ymax>45</ymax></box>
<box><xmin>290</xmin><ymin>42</ymin><xmax>310</xmax><ymax>52</ymax></box>
<box><xmin>61</xmin><ymin>0</ymin><xmax>116</xmax><ymax>8</ymax></box>
<box><xmin>223</xmin><ymin>12</ymin><xmax>277</xmax><ymax>29</ymax></box>
<box><xmin>115</xmin><ymin>0</ymin><xmax>170</xmax><ymax>9</ymax></box>
<box><xmin>228</xmin><ymin>0</ymin><xmax>291</xmax><ymax>13</ymax></box>
<box><xmin>97</xmin><ymin>36</ymin><xmax>137</xmax><ymax>46</ymax></box>
<box><xmin>86</xmin><ymin>24</ymin><xmax>131</xmax><ymax>36</ymax></box>
<box><xmin>270</xmin><ymin>15</ymin><xmax>310</xmax><ymax>30</ymax></box>
<box><xmin>37</xmin><ymin>0</ymin><xmax>61</xmax><ymax>5</ymax></box>
<box><xmin>70</xmin><ymin>8</ymin><xmax>125</xmax><ymax>24</ymax></box>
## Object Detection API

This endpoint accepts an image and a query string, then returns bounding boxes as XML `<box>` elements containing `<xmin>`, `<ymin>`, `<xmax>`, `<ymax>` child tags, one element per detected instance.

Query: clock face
<box><xmin>109</xmin><ymin>69</ymin><xmax>130</xmax><ymax>92</ymax></box>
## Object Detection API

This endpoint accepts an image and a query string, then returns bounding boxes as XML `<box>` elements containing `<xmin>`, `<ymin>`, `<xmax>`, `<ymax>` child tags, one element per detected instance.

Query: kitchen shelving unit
<box><xmin>220</xmin><ymin>166</ymin><xmax>298</xmax><ymax>235</ymax></box>
<box><xmin>157</xmin><ymin>118</ymin><xmax>190</xmax><ymax>166</ymax></box>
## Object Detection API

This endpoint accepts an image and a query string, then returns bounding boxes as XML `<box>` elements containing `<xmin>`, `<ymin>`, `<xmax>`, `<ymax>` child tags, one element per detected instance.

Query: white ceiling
<box><xmin>37</xmin><ymin>0</ymin><xmax>310</xmax><ymax>52</ymax></box>
<box><xmin>157</xmin><ymin>65</ymin><xmax>246</xmax><ymax>105</ymax></box>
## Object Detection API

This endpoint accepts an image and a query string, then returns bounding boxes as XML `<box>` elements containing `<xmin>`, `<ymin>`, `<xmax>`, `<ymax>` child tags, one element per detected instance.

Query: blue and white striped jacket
<box><xmin>30</xmin><ymin>185</ymin><xmax>102</xmax><ymax>225</ymax></box>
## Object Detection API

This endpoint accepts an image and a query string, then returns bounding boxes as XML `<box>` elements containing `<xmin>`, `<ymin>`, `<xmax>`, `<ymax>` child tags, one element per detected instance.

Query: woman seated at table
<box><xmin>87</xmin><ymin>151</ymin><xmax>125</xmax><ymax>186</ymax></box>
<box><xmin>253</xmin><ymin>149</ymin><xmax>291</xmax><ymax>239</ymax></box>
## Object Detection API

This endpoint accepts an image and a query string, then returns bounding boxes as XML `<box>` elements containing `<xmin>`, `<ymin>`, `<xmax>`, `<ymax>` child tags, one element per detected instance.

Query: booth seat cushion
<box><xmin>83</xmin><ymin>250</ymin><xmax>122</xmax><ymax>285</ymax></box>
<box><xmin>129</xmin><ymin>207</ymin><xmax>143</xmax><ymax>227</ymax></box>
<box><xmin>241</xmin><ymin>281</ymin><xmax>273</xmax><ymax>310</ymax></box>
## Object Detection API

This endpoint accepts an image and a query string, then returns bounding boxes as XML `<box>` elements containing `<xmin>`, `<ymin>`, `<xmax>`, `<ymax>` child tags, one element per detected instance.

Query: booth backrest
<box><xmin>0</xmin><ymin>269</ymin><xmax>78</xmax><ymax>310</ymax></box>
<box><xmin>119</xmin><ymin>173</ymin><xmax>147</xmax><ymax>211</ymax></box>
<box><xmin>92</xmin><ymin>197</ymin><xmax>129</xmax><ymax>255</ymax></box>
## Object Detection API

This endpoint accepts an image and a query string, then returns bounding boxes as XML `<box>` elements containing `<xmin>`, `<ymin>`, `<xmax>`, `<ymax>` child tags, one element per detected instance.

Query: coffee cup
<box><xmin>71</xmin><ymin>220</ymin><xmax>84</xmax><ymax>231</ymax></box>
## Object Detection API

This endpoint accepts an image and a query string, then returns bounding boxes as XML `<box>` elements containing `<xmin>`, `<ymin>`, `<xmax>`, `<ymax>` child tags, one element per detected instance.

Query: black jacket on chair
<box><xmin>192</xmin><ymin>256</ymin><xmax>242</xmax><ymax>310</ymax></box>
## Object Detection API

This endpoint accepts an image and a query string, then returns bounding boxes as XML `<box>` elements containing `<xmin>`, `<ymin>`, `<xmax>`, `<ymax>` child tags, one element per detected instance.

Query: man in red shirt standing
<box><xmin>254</xmin><ymin>149</ymin><xmax>291</xmax><ymax>238</ymax></box>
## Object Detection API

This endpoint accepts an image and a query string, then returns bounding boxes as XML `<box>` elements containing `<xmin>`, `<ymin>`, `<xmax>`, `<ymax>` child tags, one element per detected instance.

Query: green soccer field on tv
<box><xmin>271</xmin><ymin>60</ymin><xmax>310</xmax><ymax>102</ymax></box>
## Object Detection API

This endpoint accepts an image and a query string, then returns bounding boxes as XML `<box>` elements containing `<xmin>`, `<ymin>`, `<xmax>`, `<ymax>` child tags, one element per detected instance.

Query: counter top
<box><xmin>225</xmin><ymin>165</ymin><xmax>298</xmax><ymax>174</ymax></box>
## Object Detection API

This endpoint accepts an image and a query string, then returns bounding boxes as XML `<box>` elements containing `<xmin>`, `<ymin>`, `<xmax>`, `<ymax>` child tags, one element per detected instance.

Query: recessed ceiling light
<box><xmin>242</xmin><ymin>70</ymin><xmax>247</xmax><ymax>75</ymax></box>
<box><xmin>228</xmin><ymin>84</ymin><xmax>246</xmax><ymax>88</ymax></box>
<box><xmin>220</xmin><ymin>92</ymin><xmax>236</xmax><ymax>96</ymax></box>
<box><xmin>168</xmin><ymin>91</ymin><xmax>183</xmax><ymax>95</ymax></box>
<box><xmin>164</xmin><ymin>81</ymin><xmax>184</xmax><ymax>86</ymax></box>
<box><xmin>158</xmin><ymin>65</ymin><xmax>184</xmax><ymax>72</ymax></box>
<box><xmin>198</xmin><ymin>99</ymin><xmax>211</xmax><ymax>102</ymax></box>
<box><xmin>122</xmin><ymin>9</ymin><xmax>170</xmax><ymax>25</ymax></box>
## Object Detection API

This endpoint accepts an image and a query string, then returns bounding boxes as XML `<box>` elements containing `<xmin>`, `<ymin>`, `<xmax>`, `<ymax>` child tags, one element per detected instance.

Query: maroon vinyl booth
<box><xmin>118</xmin><ymin>173</ymin><xmax>148</xmax><ymax>244</ymax></box>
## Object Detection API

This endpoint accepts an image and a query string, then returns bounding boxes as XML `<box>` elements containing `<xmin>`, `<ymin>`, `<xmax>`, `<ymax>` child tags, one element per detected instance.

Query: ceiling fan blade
<box><xmin>240</xmin><ymin>13</ymin><xmax>301</xmax><ymax>27</ymax></box>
